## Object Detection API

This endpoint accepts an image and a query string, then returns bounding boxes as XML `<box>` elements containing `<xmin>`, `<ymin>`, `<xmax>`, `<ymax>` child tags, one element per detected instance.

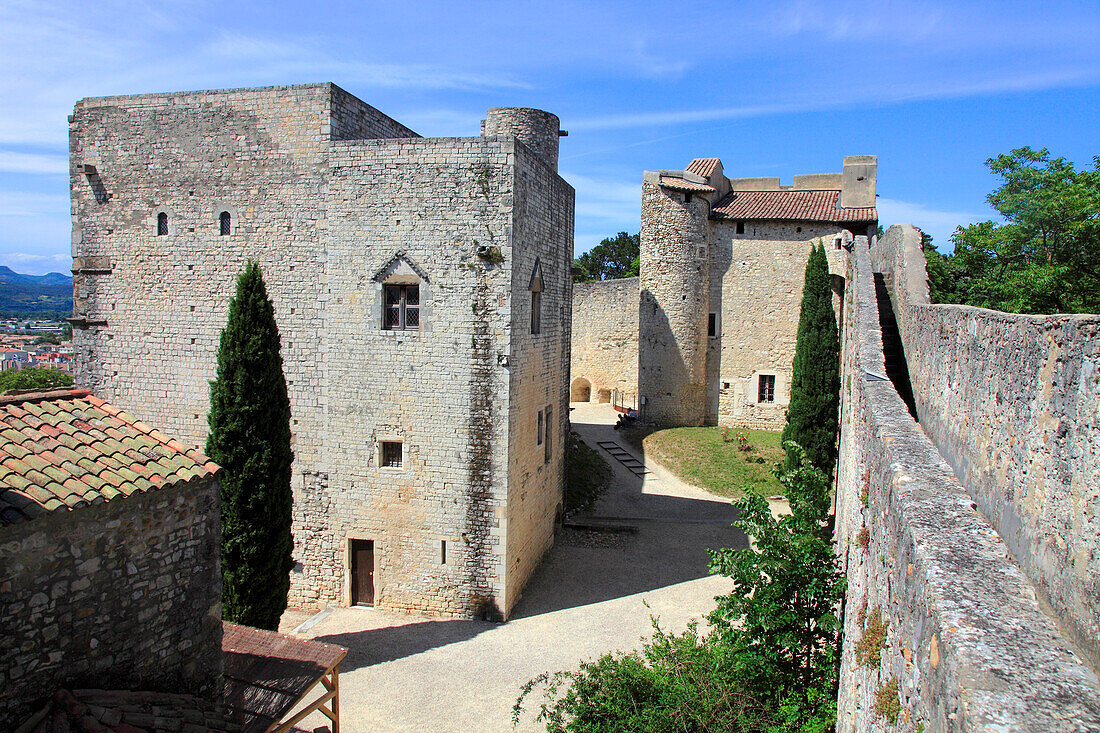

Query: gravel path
<box><xmin>280</xmin><ymin>403</ymin><xmax>746</xmax><ymax>733</ymax></box>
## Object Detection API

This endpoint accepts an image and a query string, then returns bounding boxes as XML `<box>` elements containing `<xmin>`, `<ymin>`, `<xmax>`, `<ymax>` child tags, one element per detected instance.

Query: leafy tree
<box><xmin>920</xmin><ymin>231</ymin><xmax>959</xmax><ymax>305</ymax></box>
<box><xmin>0</xmin><ymin>366</ymin><xmax>74</xmax><ymax>393</ymax></box>
<box><xmin>573</xmin><ymin>232</ymin><xmax>640</xmax><ymax>282</ymax></box>
<box><xmin>514</xmin><ymin>448</ymin><xmax>844</xmax><ymax>732</ymax></box>
<box><xmin>708</xmin><ymin>445</ymin><xmax>843</xmax><ymax>731</ymax></box>
<box><xmin>944</xmin><ymin>147</ymin><xmax>1100</xmax><ymax>314</ymax></box>
<box><xmin>206</xmin><ymin>261</ymin><xmax>294</xmax><ymax>630</ymax></box>
<box><xmin>782</xmin><ymin>242</ymin><xmax>840</xmax><ymax>479</ymax></box>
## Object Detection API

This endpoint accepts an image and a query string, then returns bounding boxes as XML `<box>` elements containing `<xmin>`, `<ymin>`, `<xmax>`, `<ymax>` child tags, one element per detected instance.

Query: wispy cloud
<box><xmin>0</xmin><ymin>150</ymin><xmax>68</xmax><ymax>175</ymax></box>
<box><xmin>876</xmin><ymin>197</ymin><xmax>987</xmax><ymax>249</ymax></box>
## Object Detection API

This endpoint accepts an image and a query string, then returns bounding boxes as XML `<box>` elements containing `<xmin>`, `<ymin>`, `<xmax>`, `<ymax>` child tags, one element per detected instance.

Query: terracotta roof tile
<box><xmin>658</xmin><ymin>175</ymin><xmax>716</xmax><ymax>194</ymax></box>
<box><xmin>0</xmin><ymin>389</ymin><xmax>221</xmax><ymax>526</ymax></box>
<box><xmin>711</xmin><ymin>189</ymin><xmax>877</xmax><ymax>223</ymax></box>
<box><xmin>686</xmin><ymin>157</ymin><xmax>721</xmax><ymax>179</ymax></box>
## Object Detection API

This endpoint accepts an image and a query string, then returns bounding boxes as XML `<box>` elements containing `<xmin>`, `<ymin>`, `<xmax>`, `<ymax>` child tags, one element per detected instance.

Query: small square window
<box><xmin>381</xmin><ymin>441</ymin><xmax>402</xmax><ymax>468</ymax></box>
<box><xmin>383</xmin><ymin>284</ymin><xmax>419</xmax><ymax>331</ymax></box>
<box><xmin>758</xmin><ymin>375</ymin><xmax>776</xmax><ymax>403</ymax></box>
<box><xmin>735</xmin><ymin>221</ymin><xmax>745</xmax><ymax>235</ymax></box>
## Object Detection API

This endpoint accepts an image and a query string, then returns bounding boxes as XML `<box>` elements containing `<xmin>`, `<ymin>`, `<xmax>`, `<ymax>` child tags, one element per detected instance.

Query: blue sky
<box><xmin>1</xmin><ymin>0</ymin><xmax>1098</xmax><ymax>274</ymax></box>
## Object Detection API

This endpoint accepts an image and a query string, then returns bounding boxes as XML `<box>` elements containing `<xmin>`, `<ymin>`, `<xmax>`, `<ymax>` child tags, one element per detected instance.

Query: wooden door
<box><xmin>351</xmin><ymin>540</ymin><xmax>375</xmax><ymax>606</ymax></box>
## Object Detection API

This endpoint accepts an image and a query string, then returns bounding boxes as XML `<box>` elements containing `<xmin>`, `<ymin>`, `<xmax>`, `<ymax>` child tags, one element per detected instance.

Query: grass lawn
<box><xmin>622</xmin><ymin>425</ymin><xmax>785</xmax><ymax>499</ymax></box>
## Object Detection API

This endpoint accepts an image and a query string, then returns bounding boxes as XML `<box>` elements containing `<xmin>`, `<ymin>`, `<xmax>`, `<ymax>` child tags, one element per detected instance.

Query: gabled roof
<box><xmin>0</xmin><ymin>388</ymin><xmax>220</xmax><ymax>526</ymax></box>
<box><xmin>711</xmin><ymin>189</ymin><xmax>877</xmax><ymax>224</ymax></box>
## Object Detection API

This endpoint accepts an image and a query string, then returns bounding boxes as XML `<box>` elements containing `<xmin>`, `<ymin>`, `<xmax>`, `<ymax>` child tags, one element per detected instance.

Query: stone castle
<box><xmin>69</xmin><ymin>83</ymin><xmax>572</xmax><ymax>620</ymax></box>
<box><xmin>571</xmin><ymin>155</ymin><xmax>877</xmax><ymax>428</ymax></box>
<box><xmin>65</xmin><ymin>82</ymin><xmax>1100</xmax><ymax>729</ymax></box>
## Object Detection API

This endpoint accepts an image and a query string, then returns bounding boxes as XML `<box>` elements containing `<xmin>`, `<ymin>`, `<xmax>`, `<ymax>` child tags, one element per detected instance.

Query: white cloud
<box><xmin>876</xmin><ymin>197</ymin><xmax>987</xmax><ymax>249</ymax></box>
<box><xmin>0</xmin><ymin>150</ymin><xmax>68</xmax><ymax>175</ymax></box>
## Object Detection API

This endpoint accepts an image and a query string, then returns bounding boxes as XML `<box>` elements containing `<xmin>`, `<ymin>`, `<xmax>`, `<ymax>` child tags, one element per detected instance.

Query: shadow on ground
<box><xmin>314</xmin><ymin>619</ymin><xmax>492</xmax><ymax>672</ymax></box>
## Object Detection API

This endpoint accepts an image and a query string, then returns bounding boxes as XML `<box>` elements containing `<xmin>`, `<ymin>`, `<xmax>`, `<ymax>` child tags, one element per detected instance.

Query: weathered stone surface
<box><xmin>69</xmin><ymin>83</ymin><xmax>573</xmax><ymax>620</ymax></box>
<box><xmin>835</xmin><ymin>230</ymin><xmax>1100</xmax><ymax>731</ymax></box>
<box><xmin>0</xmin><ymin>478</ymin><xmax>222</xmax><ymax>727</ymax></box>
<box><xmin>872</xmin><ymin>224</ymin><xmax>1100</xmax><ymax>672</ymax></box>
<box><xmin>570</xmin><ymin>277</ymin><xmax>638</xmax><ymax>404</ymax></box>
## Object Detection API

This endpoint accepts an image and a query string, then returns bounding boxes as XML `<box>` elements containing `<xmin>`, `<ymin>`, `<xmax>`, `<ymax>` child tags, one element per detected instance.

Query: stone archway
<box><xmin>570</xmin><ymin>377</ymin><xmax>592</xmax><ymax>403</ymax></box>
<box><xmin>597</xmin><ymin>388</ymin><xmax>611</xmax><ymax>404</ymax></box>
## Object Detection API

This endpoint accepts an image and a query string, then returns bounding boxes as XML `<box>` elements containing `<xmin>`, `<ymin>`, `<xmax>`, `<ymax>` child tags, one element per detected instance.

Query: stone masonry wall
<box><xmin>871</xmin><ymin>223</ymin><xmax>1100</xmax><ymax>672</ymax></box>
<box><xmin>0</xmin><ymin>478</ymin><xmax>222</xmax><ymax>727</ymax></box>
<box><xmin>638</xmin><ymin>179</ymin><xmax>709</xmax><ymax>425</ymax></box>
<box><xmin>708</xmin><ymin>221</ymin><xmax>848</xmax><ymax>429</ymax></box>
<box><xmin>835</xmin><ymin>237</ymin><xmax>1100</xmax><ymax>732</ymax></box>
<box><xmin>570</xmin><ymin>277</ymin><xmax>638</xmax><ymax>403</ymax></box>
<box><xmin>71</xmin><ymin>86</ymin><xmax>571</xmax><ymax>620</ymax></box>
<box><xmin>504</xmin><ymin>141</ymin><xmax>573</xmax><ymax>611</ymax></box>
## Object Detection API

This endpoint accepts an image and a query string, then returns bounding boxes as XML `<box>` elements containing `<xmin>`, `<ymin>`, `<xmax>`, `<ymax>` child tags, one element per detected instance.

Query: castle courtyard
<box><xmin>280</xmin><ymin>402</ymin><xmax>746</xmax><ymax>732</ymax></box>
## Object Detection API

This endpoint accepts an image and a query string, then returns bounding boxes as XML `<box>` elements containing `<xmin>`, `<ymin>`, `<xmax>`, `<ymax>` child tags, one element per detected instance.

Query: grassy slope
<box><xmin>623</xmin><ymin>426</ymin><xmax>785</xmax><ymax>499</ymax></box>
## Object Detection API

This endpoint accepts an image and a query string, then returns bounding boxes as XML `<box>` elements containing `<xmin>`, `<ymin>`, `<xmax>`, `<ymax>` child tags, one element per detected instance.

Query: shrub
<box><xmin>856</xmin><ymin>607</ymin><xmax>888</xmax><ymax>668</ymax></box>
<box><xmin>874</xmin><ymin>677</ymin><xmax>901</xmax><ymax>725</ymax></box>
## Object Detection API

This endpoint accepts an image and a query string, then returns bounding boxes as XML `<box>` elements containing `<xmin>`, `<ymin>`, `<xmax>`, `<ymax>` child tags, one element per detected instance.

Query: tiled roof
<box><xmin>711</xmin><ymin>189</ymin><xmax>877</xmax><ymax>223</ymax></box>
<box><xmin>0</xmin><ymin>388</ymin><xmax>220</xmax><ymax>526</ymax></box>
<box><xmin>25</xmin><ymin>689</ymin><xmax>237</xmax><ymax>733</ymax></box>
<box><xmin>223</xmin><ymin>622</ymin><xmax>347</xmax><ymax>732</ymax></box>
<box><xmin>658</xmin><ymin>176</ymin><xmax>716</xmax><ymax>193</ymax></box>
<box><xmin>686</xmin><ymin>158</ymin><xmax>721</xmax><ymax>179</ymax></box>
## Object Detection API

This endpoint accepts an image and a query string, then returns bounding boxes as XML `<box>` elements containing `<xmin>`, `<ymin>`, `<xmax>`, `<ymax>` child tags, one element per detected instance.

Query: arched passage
<box><xmin>570</xmin><ymin>377</ymin><xmax>591</xmax><ymax>403</ymax></box>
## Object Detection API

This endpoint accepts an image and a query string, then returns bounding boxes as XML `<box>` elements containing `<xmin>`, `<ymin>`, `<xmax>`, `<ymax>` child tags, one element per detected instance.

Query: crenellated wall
<box><xmin>871</xmin><ymin>224</ymin><xmax>1100</xmax><ymax>672</ymax></box>
<box><xmin>835</xmin><ymin>230</ymin><xmax>1100</xmax><ymax>731</ymax></box>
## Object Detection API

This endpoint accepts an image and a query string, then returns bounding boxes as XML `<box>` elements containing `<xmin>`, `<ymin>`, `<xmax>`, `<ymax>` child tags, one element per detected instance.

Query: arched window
<box><xmin>219</xmin><ymin>211</ymin><xmax>231</xmax><ymax>236</ymax></box>
<box><xmin>157</xmin><ymin>212</ymin><xmax>168</xmax><ymax>236</ymax></box>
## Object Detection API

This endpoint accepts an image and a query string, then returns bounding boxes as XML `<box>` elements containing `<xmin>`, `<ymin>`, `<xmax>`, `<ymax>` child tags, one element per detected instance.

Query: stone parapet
<box><xmin>835</xmin><ymin>236</ymin><xmax>1100</xmax><ymax>731</ymax></box>
<box><xmin>872</xmin><ymin>224</ymin><xmax>1100</xmax><ymax>671</ymax></box>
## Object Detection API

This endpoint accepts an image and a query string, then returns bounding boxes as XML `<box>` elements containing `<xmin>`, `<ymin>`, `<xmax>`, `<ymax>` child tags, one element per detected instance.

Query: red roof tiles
<box><xmin>711</xmin><ymin>189</ymin><xmax>877</xmax><ymax>223</ymax></box>
<box><xmin>658</xmin><ymin>176</ymin><xmax>716</xmax><ymax>193</ymax></box>
<box><xmin>0</xmin><ymin>389</ymin><xmax>220</xmax><ymax>526</ymax></box>
<box><xmin>686</xmin><ymin>157</ymin><xmax>721</xmax><ymax>179</ymax></box>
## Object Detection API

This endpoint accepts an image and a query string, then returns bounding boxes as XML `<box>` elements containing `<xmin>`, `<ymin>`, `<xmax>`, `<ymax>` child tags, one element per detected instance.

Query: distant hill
<box><xmin>0</xmin><ymin>266</ymin><xmax>73</xmax><ymax>319</ymax></box>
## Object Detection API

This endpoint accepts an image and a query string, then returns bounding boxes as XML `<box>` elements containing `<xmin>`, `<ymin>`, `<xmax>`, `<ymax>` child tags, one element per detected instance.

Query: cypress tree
<box><xmin>206</xmin><ymin>261</ymin><xmax>294</xmax><ymax>630</ymax></box>
<box><xmin>782</xmin><ymin>242</ymin><xmax>840</xmax><ymax>479</ymax></box>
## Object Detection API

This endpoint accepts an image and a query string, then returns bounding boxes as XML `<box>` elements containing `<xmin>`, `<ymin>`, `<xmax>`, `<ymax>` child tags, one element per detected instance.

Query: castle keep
<box><xmin>69</xmin><ymin>83</ymin><xmax>573</xmax><ymax>619</ymax></box>
<box><xmin>572</xmin><ymin>156</ymin><xmax>877</xmax><ymax>428</ymax></box>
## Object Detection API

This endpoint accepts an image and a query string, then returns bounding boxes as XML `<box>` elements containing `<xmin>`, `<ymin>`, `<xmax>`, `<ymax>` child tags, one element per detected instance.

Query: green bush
<box><xmin>0</xmin><ymin>366</ymin><xmax>73</xmax><ymax>393</ymax></box>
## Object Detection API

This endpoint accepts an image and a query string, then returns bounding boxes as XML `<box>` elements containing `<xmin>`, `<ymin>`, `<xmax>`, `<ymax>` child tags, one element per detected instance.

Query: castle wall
<box><xmin>638</xmin><ymin>179</ymin><xmax>709</xmax><ymax>425</ymax></box>
<box><xmin>708</xmin><ymin>221</ymin><xmax>847</xmax><ymax>429</ymax></box>
<box><xmin>570</xmin><ymin>277</ymin><xmax>638</xmax><ymax>403</ymax></box>
<box><xmin>871</xmin><ymin>224</ymin><xmax>1100</xmax><ymax>671</ymax></box>
<box><xmin>70</xmin><ymin>86</ymin><xmax>570</xmax><ymax>621</ymax></box>
<box><xmin>504</xmin><ymin>142</ymin><xmax>574</xmax><ymax>612</ymax></box>
<box><xmin>835</xmin><ymin>235</ymin><xmax>1100</xmax><ymax>732</ymax></box>
<box><xmin>0</xmin><ymin>478</ymin><xmax>222</xmax><ymax>726</ymax></box>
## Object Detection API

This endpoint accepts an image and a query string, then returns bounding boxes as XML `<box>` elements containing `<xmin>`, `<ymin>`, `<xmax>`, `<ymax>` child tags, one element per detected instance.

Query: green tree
<box><xmin>573</xmin><ymin>232</ymin><xmax>640</xmax><ymax>282</ymax></box>
<box><xmin>782</xmin><ymin>242</ymin><xmax>840</xmax><ymax>478</ymax></box>
<box><xmin>920</xmin><ymin>230</ymin><xmax>959</xmax><ymax>305</ymax></box>
<box><xmin>0</xmin><ymin>366</ymin><xmax>74</xmax><ymax>393</ymax></box>
<box><xmin>206</xmin><ymin>261</ymin><xmax>294</xmax><ymax>630</ymax></box>
<box><xmin>946</xmin><ymin>147</ymin><xmax>1100</xmax><ymax>314</ymax></box>
<box><xmin>708</xmin><ymin>445</ymin><xmax>843</xmax><ymax>732</ymax></box>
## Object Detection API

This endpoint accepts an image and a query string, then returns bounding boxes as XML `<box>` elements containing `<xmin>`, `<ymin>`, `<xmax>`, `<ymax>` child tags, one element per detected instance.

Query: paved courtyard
<box><xmin>281</xmin><ymin>403</ymin><xmax>746</xmax><ymax>732</ymax></box>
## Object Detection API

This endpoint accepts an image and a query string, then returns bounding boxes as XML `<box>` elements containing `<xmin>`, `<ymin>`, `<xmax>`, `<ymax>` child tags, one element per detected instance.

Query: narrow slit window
<box><xmin>708</xmin><ymin>312</ymin><xmax>718</xmax><ymax>338</ymax></box>
<box><xmin>219</xmin><ymin>211</ymin><xmax>232</xmax><ymax>236</ymax></box>
<box><xmin>157</xmin><ymin>212</ymin><xmax>168</xmax><ymax>236</ymax></box>
<box><xmin>537</xmin><ymin>409</ymin><xmax>544</xmax><ymax>446</ymax></box>
<box><xmin>381</xmin><ymin>441</ymin><xmax>403</xmax><ymax>467</ymax></box>
<box><xmin>531</xmin><ymin>290</ymin><xmax>541</xmax><ymax>335</ymax></box>
<box><xmin>441</xmin><ymin>540</ymin><xmax>447</xmax><ymax>564</ymax></box>
<box><xmin>544</xmin><ymin>404</ymin><xmax>552</xmax><ymax>463</ymax></box>
<box><xmin>758</xmin><ymin>374</ymin><xmax>776</xmax><ymax>403</ymax></box>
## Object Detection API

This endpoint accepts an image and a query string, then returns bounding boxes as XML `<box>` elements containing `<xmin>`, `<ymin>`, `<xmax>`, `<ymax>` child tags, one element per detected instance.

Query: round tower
<box><xmin>481</xmin><ymin>108</ymin><xmax>561</xmax><ymax>171</ymax></box>
<box><xmin>638</xmin><ymin>173</ymin><xmax>710</xmax><ymax>426</ymax></box>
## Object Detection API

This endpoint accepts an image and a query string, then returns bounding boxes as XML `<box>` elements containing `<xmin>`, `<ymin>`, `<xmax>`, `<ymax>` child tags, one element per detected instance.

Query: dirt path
<box><xmin>281</xmin><ymin>403</ymin><xmax>745</xmax><ymax>733</ymax></box>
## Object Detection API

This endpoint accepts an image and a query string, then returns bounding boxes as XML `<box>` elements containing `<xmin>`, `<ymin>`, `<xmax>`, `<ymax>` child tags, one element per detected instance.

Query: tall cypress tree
<box><xmin>206</xmin><ymin>261</ymin><xmax>294</xmax><ymax>630</ymax></box>
<box><xmin>782</xmin><ymin>242</ymin><xmax>840</xmax><ymax>479</ymax></box>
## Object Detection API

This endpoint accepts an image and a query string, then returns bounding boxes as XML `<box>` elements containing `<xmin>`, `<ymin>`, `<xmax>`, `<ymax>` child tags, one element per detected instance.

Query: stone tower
<box><xmin>481</xmin><ymin>108</ymin><xmax>563</xmax><ymax>170</ymax></box>
<box><xmin>638</xmin><ymin>170</ymin><xmax>712</xmax><ymax>425</ymax></box>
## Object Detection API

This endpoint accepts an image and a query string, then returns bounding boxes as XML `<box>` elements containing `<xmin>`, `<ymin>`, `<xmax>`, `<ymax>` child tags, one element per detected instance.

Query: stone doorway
<box><xmin>351</xmin><ymin>539</ymin><xmax>375</xmax><ymax>606</ymax></box>
<box><xmin>570</xmin><ymin>377</ymin><xmax>591</xmax><ymax>402</ymax></box>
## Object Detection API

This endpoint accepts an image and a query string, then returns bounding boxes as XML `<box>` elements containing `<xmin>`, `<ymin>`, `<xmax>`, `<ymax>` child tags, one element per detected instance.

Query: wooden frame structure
<box><xmin>222</xmin><ymin>621</ymin><xmax>348</xmax><ymax>733</ymax></box>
